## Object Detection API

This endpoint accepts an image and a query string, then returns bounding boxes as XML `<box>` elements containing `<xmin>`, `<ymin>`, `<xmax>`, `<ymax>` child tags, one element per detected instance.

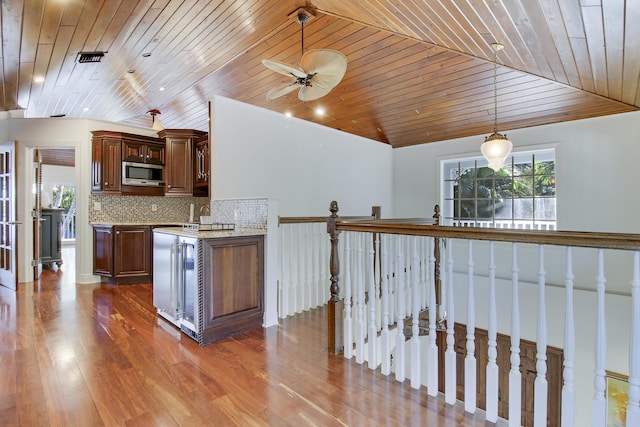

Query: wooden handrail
<box><xmin>279</xmin><ymin>215</ymin><xmax>376</xmax><ymax>224</ymax></box>
<box><xmin>335</xmin><ymin>221</ymin><xmax>640</xmax><ymax>251</ymax></box>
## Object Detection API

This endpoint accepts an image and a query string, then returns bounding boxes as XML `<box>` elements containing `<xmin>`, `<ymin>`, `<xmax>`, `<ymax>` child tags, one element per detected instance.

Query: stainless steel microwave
<box><xmin>122</xmin><ymin>161</ymin><xmax>164</xmax><ymax>186</ymax></box>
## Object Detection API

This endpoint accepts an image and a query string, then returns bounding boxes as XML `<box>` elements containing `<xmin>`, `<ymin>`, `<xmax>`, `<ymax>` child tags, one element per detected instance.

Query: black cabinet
<box><xmin>41</xmin><ymin>208</ymin><xmax>64</xmax><ymax>267</ymax></box>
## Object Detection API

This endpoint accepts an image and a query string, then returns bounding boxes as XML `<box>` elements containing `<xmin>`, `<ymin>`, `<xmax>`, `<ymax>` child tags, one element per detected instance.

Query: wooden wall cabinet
<box><xmin>160</xmin><ymin>129</ymin><xmax>208</xmax><ymax>197</ymax></box>
<box><xmin>200</xmin><ymin>235</ymin><xmax>264</xmax><ymax>344</ymax></box>
<box><xmin>91</xmin><ymin>134</ymin><xmax>121</xmax><ymax>194</ymax></box>
<box><xmin>194</xmin><ymin>133</ymin><xmax>209</xmax><ymax>196</ymax></box>
<box><xmin>91</xmin><ymin>131</ymin><xmax>165</xmax><ymax>196</ymax></box>
<box><xmin>93</xmin><ymin>224</ymin><xmax>152</xmax><ymax>284</ymax></box>
<box><xmin>122</xmin><ymin>140</ymin><xmax>165</xmax><ymax>165</ymax></box>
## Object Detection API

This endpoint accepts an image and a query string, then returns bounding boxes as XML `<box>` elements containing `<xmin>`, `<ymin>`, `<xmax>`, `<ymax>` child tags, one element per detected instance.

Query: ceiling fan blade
<box><xmin>266</xmin><ymin>83</ymin><xmax>298</xmax><ymax>100</ymax></box>
<box><xmin>301</xmin><ymin>49</ymin><xmax>348</xmax><ymax>88</ymax></box>
<box><xmin>298</xmin><ymin>85</ymin><xmax>333</xmax><ymax>102</ymax></box>
<box><xmin>262</xmin><ymin>59</ymin><xmax>306</xmax><ymax>78</ymax></box>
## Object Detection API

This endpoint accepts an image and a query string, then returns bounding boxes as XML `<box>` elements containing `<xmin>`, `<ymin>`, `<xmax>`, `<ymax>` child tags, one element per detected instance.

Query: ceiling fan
<box><xmin>262</xmin><ymin>10</ymin><xmax>348</xmax><ymax>102</ymax></box>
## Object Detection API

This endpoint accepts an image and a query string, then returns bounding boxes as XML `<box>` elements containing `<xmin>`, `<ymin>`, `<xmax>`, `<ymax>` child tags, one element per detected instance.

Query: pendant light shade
<box><xmin>482</xmin><ymin>43</ymin><xmax>512</xmax><ymax>171</ymax></box>
<box><xmin>482</xmin><ymin>131</ymin><xmax>512</xmax><ymax>172</ymax></box>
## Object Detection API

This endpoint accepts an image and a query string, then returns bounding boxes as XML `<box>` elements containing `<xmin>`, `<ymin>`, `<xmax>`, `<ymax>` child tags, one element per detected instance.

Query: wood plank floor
<box><xmin>0</xmin><ymin>249</ymin><xmax>498</xmax><ymax>426</ymax></box>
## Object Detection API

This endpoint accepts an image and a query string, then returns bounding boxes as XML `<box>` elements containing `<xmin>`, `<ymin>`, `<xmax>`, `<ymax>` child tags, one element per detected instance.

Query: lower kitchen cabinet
<box><xmin>93</xmin><ymin>224</ymin><xmax>152</xmax><ymax>284</ymax></box>
<box><xmin>200</xmin><ymin>234</ymin><xmax>264</xmax><ymax>344</ymax></box>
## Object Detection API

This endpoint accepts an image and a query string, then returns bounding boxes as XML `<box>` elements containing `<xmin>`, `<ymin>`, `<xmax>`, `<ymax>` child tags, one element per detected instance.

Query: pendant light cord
<box><xmin>493</xmin><ymin>48</ymin><xmax>498</xmax><ymax>133</ymax></box>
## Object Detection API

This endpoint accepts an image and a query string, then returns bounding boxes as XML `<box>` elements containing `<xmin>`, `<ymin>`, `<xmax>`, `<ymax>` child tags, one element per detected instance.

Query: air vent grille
<box><xmin>77</xmin><ymin>51</ymin><xmax>105</xmax><ymax>63</ymax></box>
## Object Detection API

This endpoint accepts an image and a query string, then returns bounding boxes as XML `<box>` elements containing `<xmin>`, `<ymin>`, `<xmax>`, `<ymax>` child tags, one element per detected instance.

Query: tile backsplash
<box><xmin>211</xmin><ymin>198</ymin><xmax>268</xmax><ymax>230</ymax></box>
<box><xmin>89</xmin><ymin>194</ymin><xmax>208</xmax><ymax>224</ymax></box>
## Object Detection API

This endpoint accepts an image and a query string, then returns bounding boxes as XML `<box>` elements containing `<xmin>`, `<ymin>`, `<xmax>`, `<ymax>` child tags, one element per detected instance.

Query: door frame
<box><xmin>0</xmin><ymin>141</ymin><xmax>19</xmax><ymax>289</ymax></box>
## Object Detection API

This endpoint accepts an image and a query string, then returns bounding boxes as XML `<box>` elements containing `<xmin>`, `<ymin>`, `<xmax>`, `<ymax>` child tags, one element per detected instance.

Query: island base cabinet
<box><xmin>200</xmin><ymin>235</ymin><xmax>264</xmax><ymax>345</ymax></box>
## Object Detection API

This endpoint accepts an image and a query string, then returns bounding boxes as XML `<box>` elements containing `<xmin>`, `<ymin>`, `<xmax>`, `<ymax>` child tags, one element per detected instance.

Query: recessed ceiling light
<box><xmin>159</xmin><ymin>87</ymin><xmax>165</xmax><ymax>91</ymax></box>
<box><xmin>34</xmin><ymin>76</ymin><xmax>45</xmax><ymax>83</ymax></box>
<box><xmin>285</xmin><ymin>111</ymin><xmax>292</xmax><ymax>118</ymax></box>
<box><xmin>83</xmin><ymin>107</ymin><xmax>90</xmax><ymax>112</ymax></box>
<box><xmin>315</xmin><ymin>107</ymin><xmax>325</xmax><ymax>116</ymax></box>
<box><xmin>142</xmin><ymin>52</ymin><xmax>151</xmax><ymax>57</ymax></box>
<box><xmin>127</xmin><ymin>69</ymin><xmax>135</xmax><ymax>74</ymax></box>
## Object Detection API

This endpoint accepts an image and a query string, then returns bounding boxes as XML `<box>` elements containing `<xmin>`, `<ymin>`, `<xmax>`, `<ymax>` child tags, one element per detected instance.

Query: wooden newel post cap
<box><xmin>330</xmin><ymin>200</ymin><xmax>339</xmax><ymax>217</ymax></box>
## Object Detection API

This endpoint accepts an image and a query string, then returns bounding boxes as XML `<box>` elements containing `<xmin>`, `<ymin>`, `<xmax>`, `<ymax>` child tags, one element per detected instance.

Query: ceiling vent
<box><xmin>77</xmin><ymin>51</ymin><xmax>106</xmax><ymax>63</ymax></box>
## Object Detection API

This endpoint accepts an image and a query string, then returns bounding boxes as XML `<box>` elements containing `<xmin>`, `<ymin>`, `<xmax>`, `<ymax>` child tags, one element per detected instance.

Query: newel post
<box><xmin>327</xmin><ymin>200</ymin><xmax>343</xmax><ymax>355</ymax></box>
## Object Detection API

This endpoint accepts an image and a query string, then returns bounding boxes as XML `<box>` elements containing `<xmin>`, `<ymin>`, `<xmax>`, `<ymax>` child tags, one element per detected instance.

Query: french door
<box><xmin>0</xmin><ymin>141</ymin><xmax>19</xmax><ymax>290</ymax></box>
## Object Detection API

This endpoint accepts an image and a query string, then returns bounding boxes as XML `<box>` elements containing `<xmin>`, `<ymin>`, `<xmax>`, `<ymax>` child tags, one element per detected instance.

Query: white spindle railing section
<box><xmin>278</xmin><ymin>221</ymin><xmax>331</xmax><ymax>318</ymax></box>
<box><xmin>328</xmin><ymin>216</ymin><xmax>640</xmax><ymax>427</ymax></box>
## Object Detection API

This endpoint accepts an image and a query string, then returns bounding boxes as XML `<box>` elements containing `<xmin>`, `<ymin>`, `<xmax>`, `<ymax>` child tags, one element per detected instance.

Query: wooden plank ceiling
<box><xmin>1</xmin><ymin>0</ymin><xmax>637</xmax><ymax>148</ymax></box>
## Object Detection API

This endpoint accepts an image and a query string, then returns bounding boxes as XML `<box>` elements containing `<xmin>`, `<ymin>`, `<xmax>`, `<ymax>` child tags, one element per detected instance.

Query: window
<box><xmin>442</xmin><ymin>150</ymin><xmax>556</xmax><ymax>230</ymax></box>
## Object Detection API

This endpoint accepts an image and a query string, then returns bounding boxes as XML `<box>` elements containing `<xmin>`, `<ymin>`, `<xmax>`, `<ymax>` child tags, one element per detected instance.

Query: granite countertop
<box><xmin>152</xmin><ymin>226</ymin><xmax>266</xmax><ymax>239</ymax></box>
<box><xmin>90</xmin><ymin>222</ymin><xmax>184</xmax><ymax>226</ymax></box>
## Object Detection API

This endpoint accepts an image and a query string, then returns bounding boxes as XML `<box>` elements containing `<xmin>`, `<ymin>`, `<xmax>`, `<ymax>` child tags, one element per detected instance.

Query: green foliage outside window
<box><xmin>449</xmin><ymin>157</ymin><xmax>555</xmax><ymax>224</ymax></box>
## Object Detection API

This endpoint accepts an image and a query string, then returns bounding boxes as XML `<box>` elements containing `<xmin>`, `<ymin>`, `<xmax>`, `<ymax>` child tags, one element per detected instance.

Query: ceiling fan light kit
<box><xmin>262</xmin><ymin>10</ymin><xmax>348</xmax><ymax>102</ymax></box>
<box><xmin>481</xmin><ymin>42</ymin><xmax>513</xmax><ymax>172</ymax></box>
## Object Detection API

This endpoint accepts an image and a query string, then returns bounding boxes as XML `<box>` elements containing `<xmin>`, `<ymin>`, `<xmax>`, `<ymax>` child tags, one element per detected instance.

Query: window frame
<box><xmin>440</xmin><ymin>149</ymin><xmax>556</xmax><ymax>230</ymax></box>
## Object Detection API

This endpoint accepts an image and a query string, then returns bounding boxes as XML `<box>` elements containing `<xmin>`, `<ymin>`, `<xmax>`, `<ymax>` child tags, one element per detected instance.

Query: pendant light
<box><xmin>481</xmin><ymin>43</ymin><xmax>512</xmax><ymax>171</ymax></box>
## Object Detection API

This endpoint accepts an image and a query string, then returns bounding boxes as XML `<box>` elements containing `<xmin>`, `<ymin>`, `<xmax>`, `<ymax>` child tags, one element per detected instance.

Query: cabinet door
<box><xmin>114</xmin><ymin>226</ymin><xmax>151</xmax><ymax>278</ymax></box>
<box><xmin>93</xmin><ymin>226</ymin><xmax>114</xmax><ymax>275</ymax></box>
<box><xmin>102</xmin><ymin>139</ymin><xmax>122</xmax><ymax>193</ymax></box>
<box><xmin>194</xmin><ymin>137</ymin><xmax>209</xmax><ymax>197</ymax></box>
<box><xmin>165</xmin><ymin>137</ymin><xmax>193</xmax><ymax>196</ymax></box>
<box><xmin>145</xmin><ymin>144</ymin><xmax>165</xmax><ymax>165</ymax></box>
<box><xmin>91</xmin><ymin>139</ymin><xmax>103</xmax><ymax>192</ymax></box>
<box><xmin>122</xmin><ymin>141</ymin><xmax>145</xmax><ymax>162</ymax></box>
<box><xmin>200</xmin><ymin>235</ymin><xmax>264</xmax><ymax>343</ymax></box>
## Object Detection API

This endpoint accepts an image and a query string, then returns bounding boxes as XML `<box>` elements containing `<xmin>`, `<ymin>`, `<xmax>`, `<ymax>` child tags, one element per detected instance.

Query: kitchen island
<box><xmin>152</xmin><ymin>226</ymin><xmax>266</xmax><ymax>345</ymax></box>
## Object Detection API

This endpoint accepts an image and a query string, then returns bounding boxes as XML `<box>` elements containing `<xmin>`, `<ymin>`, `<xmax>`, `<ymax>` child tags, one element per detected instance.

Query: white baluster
<box><xmin>421</xmin><ymin>237</ymin><xmax>429</xmax><ymax>310</ymax></box>
<box><xmin>343</xmin><ymin>232</ymin><xmax>353</xmax><ymax>360</ymax></box>
<box><xmin>289</xmin><ymin>223</ymin><xmax>297</xmax><ymax>316</ymax></box>
<box><xmin>381</xmin><ymin>234</ymin><xmax>391</xmax><ymax>376</ymax></box>
<box><xmin>356</xmin><ymin>233</ymin><xmax>366</xmax><ymax>364</ymax></box>
<box><xmin>445</xmin><ymin>238</ymin><xmax>457</xmax><ymax>405</ymax></box>
<box><xmin>627</xmin><ymin>251</ymin><xmax>640</xmax><ymax>427</ymax></box>
<box><xmin>486</xmin><ymin>241</ymin><xmax>499</xmax><ymax>422</ymax></box>
<box><xmin>294</xmin><ymin>223</ymin><xmax>303</xmax><ymax>313</ymax></box>
<box><xmin>592</xmin><ymin>249</ymin><xmax>607</xmax><ymax>427</ymax></box>
<box><xmin>509</xmin><ymin>243</ymin><xmax>521</xmax><ymax>427</ymax></box>
<box><xmin>310</xmin><ymin>223</ymin><xmax>318</xmax><ymax>309</ymax></box>
<box><xmin>534</xmin><ymin>245</ymin><xmax>548</xmax><ymax>427</ymax></box>
<box><xmin>307</xmin><ymin>223</ymin><xmax>313</xmax><ymax>310</ymax></box>
<box><xmin>562</xmin><ymin>247</ymin><xmax>576</xmax><ymax>427</ymax></box>
<box><xmin>395</xmin><ymin>235</ymin><xmax>406</xmax><ymax>382</ymax></box>
<box><xmin>279</xmin><ymin>223</ymin><xmax>288</xmax><ymax>318</ymax></box>
<box><xmin>427</xmin><ymin>236</ymin><xmax>439</xmax><ymax>396</ymax></box>
<box><xmin>465</xmin><ymin>240</ymin><xmax>477</xmax><ymax>413</ymax></box>
<box><xmin>410</xmin><ymin>236</ymin><xmax>421</xmax><ymax>388</ymax></box>
<box><xmin>369</xmin><ymin>232</ymin><xmax>379</xmax><ymax>370</ymax></box>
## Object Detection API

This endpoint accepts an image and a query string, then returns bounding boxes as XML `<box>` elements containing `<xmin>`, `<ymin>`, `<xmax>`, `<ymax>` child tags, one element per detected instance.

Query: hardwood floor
<box><xmin>0</xmin><ymin>249</ymin><xmax>497</xmax><ymax>426</ymax></box>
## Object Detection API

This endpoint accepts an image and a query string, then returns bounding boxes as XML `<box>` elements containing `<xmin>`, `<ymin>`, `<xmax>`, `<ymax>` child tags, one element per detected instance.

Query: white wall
<box><xmin>6</xmin><ymin>117</ymin><xmax>157</xmax><ymax>284</ymax></box>
<box><xmin>211</xmin><ymin>96</ymin><xmax>393</xmax><ymax>217</ymax></box>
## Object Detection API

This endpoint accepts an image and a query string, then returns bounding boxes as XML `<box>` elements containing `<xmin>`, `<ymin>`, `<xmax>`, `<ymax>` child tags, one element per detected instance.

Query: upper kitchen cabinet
<box><xmin>194</xmin><ymin>133</ymin><xmax>209</xmax><ymax>196</ymax></box>
<box><xmin>160</xmin><ymin>129</ymin><xmax>208</xmax><ymax>197</ymax></box>
<box><xmin>91</xmin><ymin>131</ymin><xmax>165</xmax><ymax>196</ymax></box>
<box><xmin>122</xmin><ymin>139</ymin><xmax>165</xmax><ymax>165</ymax></box>
<box><xmin>91</xmin><ymin>131</ymin><xmax>122</xmax><ymax>194</ymax></box>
